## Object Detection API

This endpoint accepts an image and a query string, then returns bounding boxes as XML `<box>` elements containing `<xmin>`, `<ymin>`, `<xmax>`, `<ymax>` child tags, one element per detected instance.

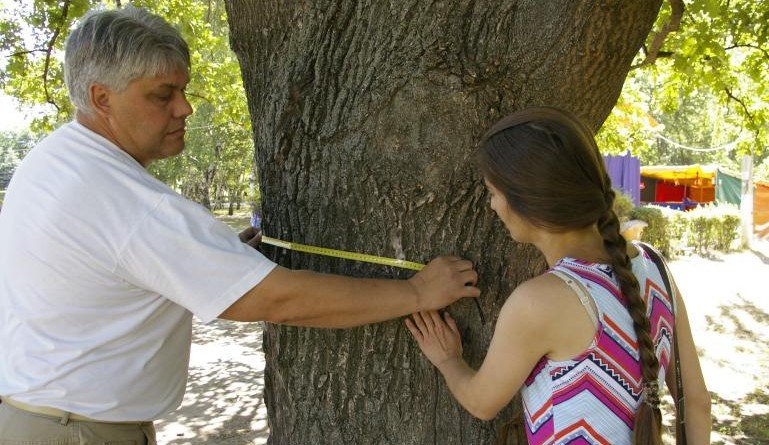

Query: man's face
<box><xmin>103</xmin><ymin>70</ymin><xmax>193</xmax><ymax>167</ymax></box>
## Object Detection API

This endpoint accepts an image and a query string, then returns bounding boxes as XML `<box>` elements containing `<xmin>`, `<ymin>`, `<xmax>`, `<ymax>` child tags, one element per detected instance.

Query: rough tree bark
<box><xmin>225</xmin><ymin>1</ymin><xmax>662</xmax><ymax>443</ymax></box>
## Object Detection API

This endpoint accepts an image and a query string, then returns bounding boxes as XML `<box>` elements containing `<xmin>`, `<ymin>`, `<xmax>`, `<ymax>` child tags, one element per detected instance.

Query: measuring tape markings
<box><xmin>260</xmin><ymin>235</ymin><xmax>485</xmax><ymax>323</ymax></box>
<box><xmin>261</xmin><ymin>236</ymin><xmax>425</xmax><ymax>271</ymax></box>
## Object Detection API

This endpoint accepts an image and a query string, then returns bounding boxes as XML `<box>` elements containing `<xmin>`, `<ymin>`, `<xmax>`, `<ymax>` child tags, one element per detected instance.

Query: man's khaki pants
<box><xmin>0</xmin><ymin>401</ymin><xmax>156</xmax><ymax>444</ymax></box>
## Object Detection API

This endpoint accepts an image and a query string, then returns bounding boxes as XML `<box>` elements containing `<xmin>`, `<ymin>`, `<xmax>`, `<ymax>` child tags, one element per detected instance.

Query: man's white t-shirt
<box><xmin>0</xmin><ymin>121</ymin><xmax>276</xmax><ymax>421</ymax></box>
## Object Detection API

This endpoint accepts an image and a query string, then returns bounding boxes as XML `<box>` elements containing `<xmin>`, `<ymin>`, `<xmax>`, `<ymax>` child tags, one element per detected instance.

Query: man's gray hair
<box><xmin>65</xmin><ymin>6</ymin><xmax>190</xmax><ymax>113</ymax></box>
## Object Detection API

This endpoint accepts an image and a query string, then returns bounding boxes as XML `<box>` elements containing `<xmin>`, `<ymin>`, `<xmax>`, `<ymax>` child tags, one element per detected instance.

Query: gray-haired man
<box><xmin>0</xmin><ymin>6</ymin><xmax>479</xmax><ymax>443</ymax></box>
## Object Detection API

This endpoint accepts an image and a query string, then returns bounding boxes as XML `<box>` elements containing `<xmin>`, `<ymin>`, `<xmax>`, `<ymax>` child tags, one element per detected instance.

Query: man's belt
<box><xmin>2</xmin><ymin>397</ymin><xmax>146</xmax><ymax>425</ymax></box>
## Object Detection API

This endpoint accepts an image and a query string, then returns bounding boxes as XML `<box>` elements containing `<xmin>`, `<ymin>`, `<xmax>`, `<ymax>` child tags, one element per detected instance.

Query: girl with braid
<box><xmin>406</xmin><ymin>107</ymin><xmax>711</xmax><ymax>444</ymax></box>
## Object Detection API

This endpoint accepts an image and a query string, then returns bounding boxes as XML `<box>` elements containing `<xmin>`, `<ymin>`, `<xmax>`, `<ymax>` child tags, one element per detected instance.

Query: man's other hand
<box><xmin>238</xmin><ymin>226</ymin><xmax>262</xmax><ymax>250</ymax></box>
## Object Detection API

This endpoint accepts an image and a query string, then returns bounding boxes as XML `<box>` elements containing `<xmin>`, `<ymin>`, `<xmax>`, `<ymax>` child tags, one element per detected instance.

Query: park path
<box><xmin>154</xmin><ymin>320</ymin><xmax>269</xmax><ymax>444</ymax></box>
<box><xmin>155</xmin><ymin>241</ymin><xmax>769</xmax><ymax>444</ymax></box>
<box><xmin>669</xmin><ymin>242</ymin><xmax>769</xmax><ymax>444</ymax></box>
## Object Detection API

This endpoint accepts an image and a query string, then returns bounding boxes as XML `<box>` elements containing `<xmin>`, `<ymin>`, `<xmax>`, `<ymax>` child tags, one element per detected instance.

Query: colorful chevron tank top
<box><xmin>521</xmin><ymin>245</ymin><xmax>676</xmax><ymax>444</ymax></box>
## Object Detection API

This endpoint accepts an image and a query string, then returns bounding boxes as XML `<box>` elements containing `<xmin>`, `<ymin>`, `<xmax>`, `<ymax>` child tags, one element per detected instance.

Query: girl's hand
<box><xmin>405</xmin><ymin>311</ymin><xmax>463</xmax><ymax>369</ymax></box>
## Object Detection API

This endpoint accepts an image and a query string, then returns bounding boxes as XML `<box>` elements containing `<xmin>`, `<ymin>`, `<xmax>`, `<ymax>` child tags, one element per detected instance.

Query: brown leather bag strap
<box><xmin>638</xmin><ymin>242</ymin><xmax>687</xmax><ymax>444</ymax></box>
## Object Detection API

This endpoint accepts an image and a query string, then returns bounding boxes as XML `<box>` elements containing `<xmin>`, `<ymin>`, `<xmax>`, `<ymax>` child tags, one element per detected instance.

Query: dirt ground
<box><xmin>669</xmin><ymin>241</ymin><xmax>769</xmax><ymax>444</ymax></box>
<box><xmin>155</xmin><ymin>240</ymin><xmax>769</xmax><ymax>444</ymax></box>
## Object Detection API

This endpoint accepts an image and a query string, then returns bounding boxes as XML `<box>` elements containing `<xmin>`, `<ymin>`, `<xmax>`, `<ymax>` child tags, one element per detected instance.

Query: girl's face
<box><xmin>484</xmin><ymin>180</ymin><xmax>534</xmax><ymax>243</ymax></box>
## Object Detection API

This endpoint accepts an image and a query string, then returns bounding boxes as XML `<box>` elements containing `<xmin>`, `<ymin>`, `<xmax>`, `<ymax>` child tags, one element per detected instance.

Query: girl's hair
<box><xmin>477</xmin><ymin>106</ymin><xmax>662</xmax><ymax>444</ymax></box>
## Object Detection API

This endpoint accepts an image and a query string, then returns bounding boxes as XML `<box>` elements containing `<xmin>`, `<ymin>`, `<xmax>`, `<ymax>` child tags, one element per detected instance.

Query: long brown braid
<box><xmin>477</xmin><ymin>106</ymin><xmax>663</xmax><ymax>444</ymax></box>
<box><xmin>598</xmin><ymin>188</ymin><xmax>663</xmax><ymax>444</ymax></box>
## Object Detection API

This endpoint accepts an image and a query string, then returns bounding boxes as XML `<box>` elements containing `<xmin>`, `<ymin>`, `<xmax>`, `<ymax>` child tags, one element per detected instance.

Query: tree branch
<box><xmin>42</xmin><ymin>0</ymin><xmax>72</xmax><ymax>113</ymax></box>
<box><xmin>186</xmin><ymin>91</ymin><xmax>213</xmax><ymax>104</ymax></box>
<box><xmin>725</xmin><ymin>87</ymin><xmax>762</xmax><ymax>153</ymax></box>
<box><xmin>725</xmin><ymin>43</ymin><xmax>769</xmax><ymax>60</ymax></box>
<box><xmin>8</xmin><ymin>48</ymin><xmax>49</xmax><ymax>58</ymax></box>
<box><xmin>631</xmin><ymin>0</ymin><xmax>685</xmax><ymax>69</ymax></box>
<box><xmin>724</xmin><ymin>87</ymin><xmax>755</xmax><ymax>126</ymax></box>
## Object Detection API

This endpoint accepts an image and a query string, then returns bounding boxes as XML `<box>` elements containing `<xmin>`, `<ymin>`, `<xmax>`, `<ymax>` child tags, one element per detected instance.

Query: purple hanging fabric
<box><xmin>603</xmin><ymin>152</ymin><xmax>641</xmax><ymax>205</ymax></box>
<box><xmin>624</xmin><ymin>154</ymin><xmax>640</xmax><ymax>206</ymax></box>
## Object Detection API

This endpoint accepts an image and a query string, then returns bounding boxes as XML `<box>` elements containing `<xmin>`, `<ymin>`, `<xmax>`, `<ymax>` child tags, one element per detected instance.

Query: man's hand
<box><xmin>238</xmin><ymin>226</ymin><xmax>262</xmax><ymax>250</ymax></box>
<box><xmin>408</xmin><ymin>256</ymin><xmax>480</xmax><ymax>311</ymax></box>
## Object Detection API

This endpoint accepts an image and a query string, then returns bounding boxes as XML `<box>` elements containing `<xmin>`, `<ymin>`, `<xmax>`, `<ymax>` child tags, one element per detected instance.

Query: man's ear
<box><xmin>89</xmin><ymin>83</ymin><xmax>112</xmax><ymax>116</ymax></box>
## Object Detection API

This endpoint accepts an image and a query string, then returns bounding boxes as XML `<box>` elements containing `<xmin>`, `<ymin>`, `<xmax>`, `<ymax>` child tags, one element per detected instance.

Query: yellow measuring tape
<box><xmin>261</xmin><ymin>235</ymin><xmax>485</xmax><ymax>323</ymax></box>
<box><xmin>261</xmin><ymin>236</ymin><xmax>425</xmax><ymax>271</ymax></box>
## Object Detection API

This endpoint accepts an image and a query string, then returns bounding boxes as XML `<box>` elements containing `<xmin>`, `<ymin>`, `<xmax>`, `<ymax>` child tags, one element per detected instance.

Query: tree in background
<box><xmin>0</xmin><ymin>0</ymin><xmax>256</xmax><ymax>209</ymax></box>
<box><xmin>0</xmin><ymin>130</ymin><xmax>35</xmax><ymax>189</ymax></box>
<box><xmin>597</xmin><ymin>0</ymin><xmax>769</xmax><ymax>174</ymax></box>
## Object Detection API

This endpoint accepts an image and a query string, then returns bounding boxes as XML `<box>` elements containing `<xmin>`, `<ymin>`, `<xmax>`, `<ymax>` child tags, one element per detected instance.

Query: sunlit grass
<box><xmin>212</xmin><ymin>208</ymin><xmax>252</xmax><ymax>232</ymax></box>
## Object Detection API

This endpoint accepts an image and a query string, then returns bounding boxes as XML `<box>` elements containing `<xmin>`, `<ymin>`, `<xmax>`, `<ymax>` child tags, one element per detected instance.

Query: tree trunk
<box><xmin>225</xmin><ymin>1</ymin><xmax>662</xmax><ymax>443</ymax></box>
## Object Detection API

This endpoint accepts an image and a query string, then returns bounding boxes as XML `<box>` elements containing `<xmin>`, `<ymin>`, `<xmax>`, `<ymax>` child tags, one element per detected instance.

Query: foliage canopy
<box><xmin>597</xmin><ymin>0</ymin><xmax>769</xmax><ymax>182</ymax></box>
<box><xmin>2</xmin><ymin>0</ymin><xmax>768</xmax><ymax>191</ymax></box>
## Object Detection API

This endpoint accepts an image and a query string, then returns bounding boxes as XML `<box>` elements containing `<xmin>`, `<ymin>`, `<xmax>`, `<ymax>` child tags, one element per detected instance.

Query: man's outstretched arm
<box><xmin>219</xmin><ymin>256</ymin><xmax>480</xmax><ymax>328</ymax></box>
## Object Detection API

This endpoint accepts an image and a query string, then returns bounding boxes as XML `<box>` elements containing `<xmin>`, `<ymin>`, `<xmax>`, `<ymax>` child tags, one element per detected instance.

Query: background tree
<box><xmin>597</xmin><ymin>0</ymin><xmax>769</xmax><ymax>176</ymax></box>
<box><xmin>225</xmin><ymin>1</ymin><xmax>663</xmax><ymax>443</ymax></box>
<box><xmin>0</xmin><ymin>129</ymin><xmax>34</xmax><ymax>189</ymax></box>
<box><xmin>0</xmin><ymin>0</ymin><xmax>256</xmax><ymax>209</ymax></box>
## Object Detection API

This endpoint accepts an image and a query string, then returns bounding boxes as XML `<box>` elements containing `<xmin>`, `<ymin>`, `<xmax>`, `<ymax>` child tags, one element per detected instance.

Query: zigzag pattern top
<box><xmin>521</xmin><ymin>245</ymin><xmax>675</xmax><ymax>444</ymax></box>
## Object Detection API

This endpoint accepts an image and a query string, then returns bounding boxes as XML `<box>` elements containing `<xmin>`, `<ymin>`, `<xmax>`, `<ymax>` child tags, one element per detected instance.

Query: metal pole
<box><xmin>740</xmin><ymin>154</ymin><xmax>754</xmax><ymax>248</ymax></box>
